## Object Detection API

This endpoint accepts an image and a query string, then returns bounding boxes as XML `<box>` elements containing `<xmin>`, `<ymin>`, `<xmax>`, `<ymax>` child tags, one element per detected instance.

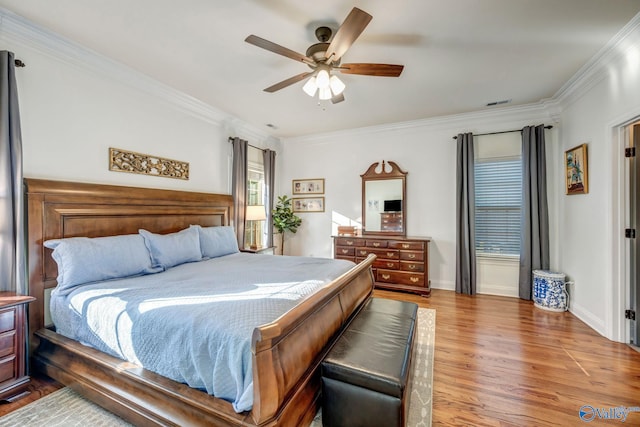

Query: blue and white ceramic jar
<box><xmin>533</xmin><ymin>270</ymin><xmax>569</xmax><ymax>312</ymax></box>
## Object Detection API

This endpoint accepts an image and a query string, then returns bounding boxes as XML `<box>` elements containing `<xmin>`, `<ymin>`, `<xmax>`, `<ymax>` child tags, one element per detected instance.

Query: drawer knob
<box><xmin>382</xmin><ymin>274</ymin><xmax>391</xmax><ymax>280</ymax></box>
<box><xmin>373</xmin><ymin>242</ymin><xmax>380</xmax><ymax>247</ymax></box>
<box><xmin>387</xmin><ymin>262</ymin><xmax>394</xmax><ymax>267</ymax></box>
<box><xmin>410</xmin><ymin>277</ymin><xmax>419</xmax><ymax>283</ymax></box>
<box><xmin>346</xmin><ymin>241</ymin><xmax>354</xmax><ymax>246</ymax></box>
<box><xmin>408</xmin><ymin>254</ymin><xmax>416</xmax><ymax>259</ymax></box>
<box><xmin>402</xmin><ymin>244</ymin><xmax>410</xmax><ymax>249</ymax></box>
<box><xmin>409</xmin><ymin>265</ymin><xmax>416</xmax><ymax>270</ymax></box>
<box><xmin>359</xmin><ymin>251</ymin><xmax>367</xmax><ymax>256</ymax></box>
<box><xmin>341</xmin><ymin>249</ymin><xmax>349</xmax><ymax>254</ymax></box>
<box><xmin>387</xmin><ymin>252</ymin><xmax>394</xmax><ymax>257</ymax></box>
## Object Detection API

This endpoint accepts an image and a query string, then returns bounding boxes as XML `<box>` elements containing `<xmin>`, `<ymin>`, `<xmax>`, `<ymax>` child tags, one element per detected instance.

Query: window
<box><xmin>474</xmin><ymin>157</ymin><xmax>522</xmax><ymax>256</ymax></box>
<box><xmin>245</xmin><ymin>147</ymin><xmax>265</xmax><ymax>248</ymax></box>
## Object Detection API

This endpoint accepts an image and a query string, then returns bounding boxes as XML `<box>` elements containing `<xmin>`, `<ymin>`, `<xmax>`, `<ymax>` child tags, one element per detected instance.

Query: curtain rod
<box><xmin>452</xmin><ymin>125</ymin><xmax>552</xmax><ymax>140</ymax></box>
<box><xmin>14</xmin><ymin>59</ymin><xmax>25</xmax><ymax>68</ymax></box>
<box><xmin>227</xmin><ymin>137</ymin><xmax>267</xmax><ymax>152</ymax></box>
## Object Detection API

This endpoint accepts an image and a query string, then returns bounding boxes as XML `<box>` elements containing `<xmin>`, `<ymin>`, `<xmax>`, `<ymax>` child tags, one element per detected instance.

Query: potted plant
<box><xmin>272</xmin><ymin>195</ymin><xmax>302</xmax><ymax>255</ymax></box>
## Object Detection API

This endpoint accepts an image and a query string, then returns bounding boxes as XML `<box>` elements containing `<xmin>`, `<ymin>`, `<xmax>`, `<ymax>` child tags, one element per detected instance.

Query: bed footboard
<box><xmin>251</xmin><ymin>254</ymin><xmax>375</xmax><ymax>425</ymax></box>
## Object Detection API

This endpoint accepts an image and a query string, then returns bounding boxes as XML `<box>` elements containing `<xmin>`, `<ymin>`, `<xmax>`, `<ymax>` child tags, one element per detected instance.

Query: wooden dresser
<box><xmin>0</xmin><ymin>292</ymin><xmax>35</xmax><ymax>402</ymax></box>
<box><xmin>379</xmin><ymin>212</ymin><xmax>403</xmax><ymax>232</ymax></box>
<box><xmin>333</xmin><ymin>235</ymin><xmax>430</xmax><ymax>297</ymax></box>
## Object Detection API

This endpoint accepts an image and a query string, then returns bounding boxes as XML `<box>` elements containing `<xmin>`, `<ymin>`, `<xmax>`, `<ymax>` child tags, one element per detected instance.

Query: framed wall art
<box><xmin>292</xmin><ymin>178</ymin><xmax>324</xmax><ymax>195</ymax></box>
<box><xmin>109</xmin><ymin>147</ymin><xmax>189</xmax><ymax>180</ymax></box>
<box><xmin>565</xmin><ymin>143</ymin><xmax>588</xmax><ymax>195</ymax></box>
<box><xmin>292</xmin><ymin>197</ymin><xmax>325</xmax><ymax>213</ymax></box>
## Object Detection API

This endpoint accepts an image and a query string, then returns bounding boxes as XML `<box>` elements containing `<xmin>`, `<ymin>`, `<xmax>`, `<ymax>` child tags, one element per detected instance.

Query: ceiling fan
<box><xmin>245</xmin><ymin>7</ymin><xmax>404</xmax><ymax>104</ymax></box>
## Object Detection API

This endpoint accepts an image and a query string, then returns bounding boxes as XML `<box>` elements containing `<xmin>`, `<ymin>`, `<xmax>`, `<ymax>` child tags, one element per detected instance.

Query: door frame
<box><xmin>612</xmin><ymin>114</ymin><xmax>640</xmax><ymax>343</ymax></box>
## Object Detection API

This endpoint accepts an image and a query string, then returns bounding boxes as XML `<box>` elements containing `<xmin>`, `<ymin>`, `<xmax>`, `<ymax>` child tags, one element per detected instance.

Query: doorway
<box><xmin>628</xmin><ymin>121</ymin><xmax>640</xmax><ymax>345</ymax></box>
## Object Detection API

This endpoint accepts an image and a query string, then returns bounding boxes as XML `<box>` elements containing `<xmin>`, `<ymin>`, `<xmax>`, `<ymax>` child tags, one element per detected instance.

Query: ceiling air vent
<box><xmin>486</xmin><ymin>99</ymin><xmax>511</xmax><ymax>107</ymax></box>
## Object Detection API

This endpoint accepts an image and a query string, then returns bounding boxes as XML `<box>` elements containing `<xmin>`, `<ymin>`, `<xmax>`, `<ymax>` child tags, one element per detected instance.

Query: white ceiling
<box><xmin>2</xmin><ymin>0</ymin><xmax>640</xmax><ymax>138</ymax></box>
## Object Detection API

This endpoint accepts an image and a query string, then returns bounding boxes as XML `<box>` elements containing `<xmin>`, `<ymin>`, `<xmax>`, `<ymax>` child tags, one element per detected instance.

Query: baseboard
<box><xmin>569</xmin><ymin>302</ymin><xmax>608</xmax><ymax>339</ymax></box>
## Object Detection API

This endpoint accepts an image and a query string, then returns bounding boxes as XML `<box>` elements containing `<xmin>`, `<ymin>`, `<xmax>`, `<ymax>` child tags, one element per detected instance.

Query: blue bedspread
<box><xmin>50</xmin><ymin>253</ymin><xmax>355</xmax><ymax>412</ymax></box>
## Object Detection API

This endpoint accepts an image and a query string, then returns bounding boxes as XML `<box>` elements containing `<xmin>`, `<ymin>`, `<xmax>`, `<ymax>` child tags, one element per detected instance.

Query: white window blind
<box><xmin>474</xmin><ymin>158</ymin><xmax>522</xmax><ymax>256</ymax></box>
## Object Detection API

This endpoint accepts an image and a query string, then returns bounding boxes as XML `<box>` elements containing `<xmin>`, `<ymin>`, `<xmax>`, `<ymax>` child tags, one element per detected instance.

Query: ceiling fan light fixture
<box><xmin>329</xmin><ymin>75</ymin><xmax>345</xmax><ymax>95</ymax></box>
<box><xmin>316</xmin><ymin>69</ymin><xmax>330</xmax><ymax>89</ymax></box>
<box><xmin>318</xmin><ymin>86</ymin><xmax>332</xmax><ymax>100</ymax></box>
<box><xmin>302</xmin><ymin>76</ymin><xmax>318</xmax><ymax>96</ymax></box>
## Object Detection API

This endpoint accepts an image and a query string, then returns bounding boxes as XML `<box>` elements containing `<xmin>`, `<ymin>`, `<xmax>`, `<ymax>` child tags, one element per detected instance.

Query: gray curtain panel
<box><xmin>456</xmin><ymin>132</ymin><xmax>477</xmax><ymax>295</ymax></box>
<box><xmin>519</xmin><ymin>125</ymin><xmax>550</xmax><ymax>300</ymax></box>
<box><xmin>263</xmin><ymin>149</ymin><xmax>276</xmax><ymax>248</ymax></box>
<box><xmin>0</xmin><ymin>51</ymin><xmax>26</xmax><ymax>293</ymax></box>
<box><xmin>231</xmin><ymin>137</ymin><xmax>248</xmax><ymax>248</ymax></box>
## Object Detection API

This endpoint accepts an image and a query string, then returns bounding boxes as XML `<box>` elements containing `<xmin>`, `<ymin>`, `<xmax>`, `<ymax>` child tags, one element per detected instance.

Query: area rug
<box><xmin>0</xmin><ymin>308</ymin><xmax>435</xmax><ymax>427</ymax></box>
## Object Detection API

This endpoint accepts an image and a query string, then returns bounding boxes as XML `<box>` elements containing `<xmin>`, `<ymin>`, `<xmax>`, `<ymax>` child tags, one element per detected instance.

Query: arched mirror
<box><xmin>361</xmin><ymin>161</ymin><xmax>407</xmax><ymax>235</ymax></box>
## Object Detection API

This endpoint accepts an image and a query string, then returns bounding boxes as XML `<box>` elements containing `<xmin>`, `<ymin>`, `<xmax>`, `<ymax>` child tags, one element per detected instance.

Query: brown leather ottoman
<box><xmin>321</xmin><ymin>297</ymin><xmax>418</xmax><ymax>427</ymax></box>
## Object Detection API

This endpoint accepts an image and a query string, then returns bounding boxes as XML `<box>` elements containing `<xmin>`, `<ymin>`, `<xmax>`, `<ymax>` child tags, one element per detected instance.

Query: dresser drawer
<box><xmin>365</xmin><ymin>239</ymin><xmax>388</xmax><ymax>249</ymax></box>
<box><xmin>0</xmin><ymin>308</ymin><xmax>16</xmax><ymax>334</ymax></box>
<box><xmin>335</xmin><ymin>237</ymin><xmax>360</xmax><ymax>247</ymax></box>
<box><xmin>390</xmin><ymin>241</ymin><xmax>425</xmax><ymax>251</ymax></box>
<box><xmin>372</xmin><ymin>259</ymin><xmax>400</xmax><ymax>270</ymax></box>
<box><xmin>0</xmin><ymin>356</ymin><xmax>16</xmax><ymax>384</ymax></box>
<box><xmin>377</xmin><ymin>269</ymin><xmax>425</xmax><ymax>286</ymax></box>
<box><xmin>401</xmin><ymin>261</ymin><xmax>424</xmax><ymax>272</ymax></box>
<box><xmin>0</xmin><ymin>332</ymin><xmax>16</xmax><ymax>359</ymax></box>
<box><xmin>356</xmin><ymin>248</ymin><xmax>399</xmax><ymax>259</ymax></box>
<box><xmin>335</xmin><ymin>247</ymin><xmax>355</xmax><ymax>256</ymax></box>
<box><xmin>400</xmin><ymin>251</ymin><xmax>424</xmax><ymax>262</ymax></box>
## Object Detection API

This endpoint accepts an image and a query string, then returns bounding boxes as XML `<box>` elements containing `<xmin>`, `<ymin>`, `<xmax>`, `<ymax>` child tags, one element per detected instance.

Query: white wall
<box><xmin>1</xmin><ymin>9</ymin><xmax>278</xmax><ymax>195</ymax></box>
<box><xmin>555</xmin><ymin>22</ymin><xmax>640</xmax><ymax>341</ymax></box>
<box><xmin>280</xmin><ymin>107</ymin><xmax>558</xmax><ymax>292</ymax></box>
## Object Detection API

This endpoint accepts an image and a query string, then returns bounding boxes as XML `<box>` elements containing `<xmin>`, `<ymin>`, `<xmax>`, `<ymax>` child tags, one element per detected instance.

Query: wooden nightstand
<box><xmin>241</xmin><ymin>246</ymin><xmax>275</xmax><ymax>255</ymax></box>
<box><xmin>0</xmin><ymin>292</ymin><xmax>36</xmax><ymax>402</ymax></box>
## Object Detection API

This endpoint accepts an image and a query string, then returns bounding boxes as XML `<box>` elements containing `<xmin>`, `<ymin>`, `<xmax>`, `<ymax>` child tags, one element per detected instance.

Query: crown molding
<box><xmin>0</xmin><ymin>7</ymin><xmax>274</xmax><ymax>144</ymax></box>
<box><xmin>284</xmin><ymin>100</ymin><xmax>559</xmax><ymax>145</ymax></box>
<box><xmin>553</xmin><ymin>11</ymin><xmax>640</xmax><ymax>107</ymax></box>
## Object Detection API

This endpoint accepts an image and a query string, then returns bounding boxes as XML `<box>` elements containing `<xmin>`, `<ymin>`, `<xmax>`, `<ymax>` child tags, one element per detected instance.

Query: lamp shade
<box><xmin>245</xmin><ymin>205</ymin><xmax>267</xmax><ymax>221</ymax></box>
<box><xmin>316</xmin><ymin>69</ymin><xmax>330</xmax><ymax>89</ymax></box>
<box><xmin>302</xmin><ymin>76</ymin><xmax>318</xmax><ymax>96</ymax></box>
<box><xmin>329</xmin><ymin>75</ymin><xmax>345</xmax><ymax>95</ymax></box>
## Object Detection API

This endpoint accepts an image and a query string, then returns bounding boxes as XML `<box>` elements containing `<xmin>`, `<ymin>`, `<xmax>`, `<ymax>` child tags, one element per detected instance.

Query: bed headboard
<box><xmin>25</xmin><ymin>178</ymin><xmax>234</xmax><ymax>348</ymax></box>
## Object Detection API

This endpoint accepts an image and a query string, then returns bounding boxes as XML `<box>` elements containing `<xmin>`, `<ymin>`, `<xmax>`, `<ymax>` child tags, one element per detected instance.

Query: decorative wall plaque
<box><xmin>109</xmin><ymin>147</ymin><xmax>189</xmax><ymax>180</ymax></box>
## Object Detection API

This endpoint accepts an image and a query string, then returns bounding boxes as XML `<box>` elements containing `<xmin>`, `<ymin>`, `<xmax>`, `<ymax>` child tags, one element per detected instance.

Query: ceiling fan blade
<box><xmin>331</xmin><ymin>93</ymin><xmax>345</xmax><ymax>104</ymax></box>
<box><xmin>245</xmin><ymin>35</ymin><xmax>314</xmax><ymax>65</ymax></box>
<box><xmin>325</xmin><ymin>7</ymin><xmax>372</xmax><ymax>63</ymax></box>
<box><xmin>264</xmin><ymin>72</ymin><xmax>313</xmax><ymax>93</ymax></box>
<box><xmin>339</xmin><ymin>63</ymin><xmax>404</xmax><ymax>77</ymax></box>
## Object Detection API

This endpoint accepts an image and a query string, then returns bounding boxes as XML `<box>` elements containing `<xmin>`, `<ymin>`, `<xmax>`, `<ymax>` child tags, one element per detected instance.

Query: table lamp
<box><xmin>245</xmin><ymin>205</ymin><xmax>267</xmax><ymax>250</ymax></box>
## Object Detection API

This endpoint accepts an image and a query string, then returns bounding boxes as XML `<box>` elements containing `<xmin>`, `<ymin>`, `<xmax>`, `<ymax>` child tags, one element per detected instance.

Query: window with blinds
<box><xmin>474</xmin><ymin>157</ymin><xmax>522</xmax><ymax>256</ymax></box>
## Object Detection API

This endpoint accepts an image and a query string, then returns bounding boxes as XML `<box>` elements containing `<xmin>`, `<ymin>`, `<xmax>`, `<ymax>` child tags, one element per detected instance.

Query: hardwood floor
<box><xmin>2</xmin><ymin>289</ymin><xmax>639</xmax><ymax>426</ymax></box>
<box><xmin>378</xmin><ymin>289</ymin><xmax>640</xmax><ymax>426</ymax></box>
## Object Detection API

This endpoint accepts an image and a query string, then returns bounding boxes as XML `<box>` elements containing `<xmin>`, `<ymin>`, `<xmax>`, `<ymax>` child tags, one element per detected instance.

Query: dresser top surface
<box><xmin>0</xmin><ymin>292</ymin><xmax>36</xmax><ymax>309</ymax></box>
<box><xmin>333</xmin><ymin>235</ymin><xmax>431</xmax><ymax>241</ymax></box>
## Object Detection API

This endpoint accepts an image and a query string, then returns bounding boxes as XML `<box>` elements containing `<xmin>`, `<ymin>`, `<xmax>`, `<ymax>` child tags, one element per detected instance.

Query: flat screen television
<box><xmin>384</xmin><ymin>199</ymin><xmax>402</xmax><ymax>212</ymax></box>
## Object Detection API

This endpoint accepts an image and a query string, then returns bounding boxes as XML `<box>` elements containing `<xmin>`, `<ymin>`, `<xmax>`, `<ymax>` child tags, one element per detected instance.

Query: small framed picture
<box><xmin>565</xmin><ymin>143</ymin><xmax>588</xmax><ymax>195</ymax></box>
<box><xmin>292</xmin><ymin>178</ymin><xmax>324</xmax><ymax>195</ymax></box>
<box><xmin>292</xmin><ymin>197</ymin><xmax>325</xmax><ymax>213</ymax></box>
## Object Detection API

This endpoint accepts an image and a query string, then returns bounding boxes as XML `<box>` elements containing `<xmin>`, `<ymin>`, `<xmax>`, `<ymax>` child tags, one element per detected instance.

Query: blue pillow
<box><xmin>44</xmin><ymin>234</ymin><xmax>159</xmax><ymax>292</ymax></box>
<box><xmin>193</xmin><ymin>225</ymin><xmax>239</xmax><ymax>258</ymax></box>
<box><xmin>139</xmin><ymin>227</ymin><xmax>202</xmax><ymax>269</ymax></box>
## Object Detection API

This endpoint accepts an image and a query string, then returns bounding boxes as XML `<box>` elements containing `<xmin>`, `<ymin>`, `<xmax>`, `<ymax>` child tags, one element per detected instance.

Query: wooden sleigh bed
<box><xmin>25</xmin><ymin>178</ymin><xmax>375</xmax><ymax>427</ymax></box>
